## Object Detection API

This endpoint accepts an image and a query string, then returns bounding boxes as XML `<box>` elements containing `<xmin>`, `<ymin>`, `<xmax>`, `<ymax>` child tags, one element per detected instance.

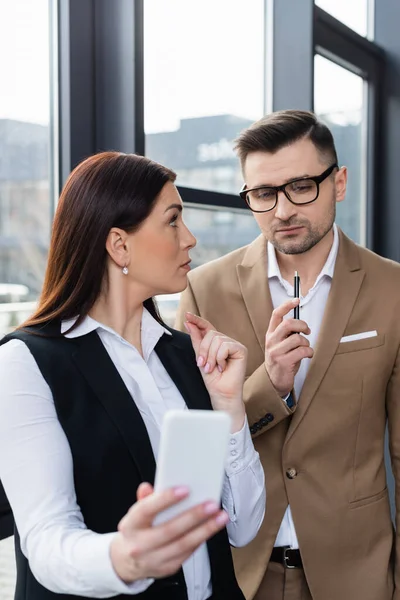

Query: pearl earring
<box><xmin>122</xmin><ymin>266</ymin><xmax>128</xmax><ymax>275</ymax></box>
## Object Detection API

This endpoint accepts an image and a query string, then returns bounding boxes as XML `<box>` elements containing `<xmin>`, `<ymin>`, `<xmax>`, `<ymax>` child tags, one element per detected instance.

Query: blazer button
<box><xmin>261</xmin><ymin>414</ymin><xmax>274</xmax><ymax>426</ymax></box>
<box><xmin>286</xmin><ymin>468</ymin><xmax>297</xmax><ymax>479</ymax></box>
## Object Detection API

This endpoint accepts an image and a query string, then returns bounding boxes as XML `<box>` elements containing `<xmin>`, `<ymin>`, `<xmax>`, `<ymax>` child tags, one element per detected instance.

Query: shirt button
<box><xmin>230</xmin><ymin>439</ymin><xmax>237</xmax><ymax>446</ymax></box>
<box><xmin>230</xmin><ymin>449</ymin><xmax>237</xmax><ymax>457</ymax></box>
<box><xmin>231</xmin><ymin>461</ymin><xmax>238</xmax><ymax>469</ymax></box>
<box><xmin>286</xmin><ymin>468</ymin><xmax>297</xmax><ymax>479</ymax></box>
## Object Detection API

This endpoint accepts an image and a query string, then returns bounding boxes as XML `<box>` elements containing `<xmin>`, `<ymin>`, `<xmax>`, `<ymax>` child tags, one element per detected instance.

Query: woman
<box><xmin>0</xmin><ymin>152</ymin><xmax>265</xmax><ymax>600</ymax></box>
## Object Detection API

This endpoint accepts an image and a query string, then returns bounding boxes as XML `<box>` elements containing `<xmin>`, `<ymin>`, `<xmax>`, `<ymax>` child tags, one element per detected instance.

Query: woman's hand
<box><xmin>184</xmin><ymin>312</ymin><xmax>247</xmax><ymax>433</ymax></box>
<box><xmin>110</xmin><ymin>482</ymin><xmax>229</xmax><ymax>584</ymax></box>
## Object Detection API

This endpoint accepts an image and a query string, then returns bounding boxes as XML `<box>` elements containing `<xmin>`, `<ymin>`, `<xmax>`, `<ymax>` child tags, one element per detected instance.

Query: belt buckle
<box><xmin>283</xmin><ymin>547</ymin><xmax>296</xmax><ymax>569</ymax></box>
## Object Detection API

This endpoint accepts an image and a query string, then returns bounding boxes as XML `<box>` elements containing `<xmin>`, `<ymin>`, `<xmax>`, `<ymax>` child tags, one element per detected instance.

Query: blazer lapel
<box><xmin>156</xmin><ymin>332</ymin><xmax>212</xmax><ymax>411</ymax></box>
<box><xmin>72</xmin><ymin>331</ymin><xmax>157</xmax><ymax>484</ymax></box>
<box><xmin>236</xmin><ymin>234</ymin><xmax>273</xmax><ymax>354</ymax></box>
<box><xmin>285</xmin><ymin>231</ymin><xmax>365</xmax><ymax>443</ymax></box>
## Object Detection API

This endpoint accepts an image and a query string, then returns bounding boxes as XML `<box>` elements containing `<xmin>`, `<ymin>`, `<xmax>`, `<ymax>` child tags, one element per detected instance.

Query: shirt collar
<box><xmin>267</xmin><ymin>223</ymin><xmax>339</xmax><ymax>286</ymax></box>
<box><xmin>61</xmin><ymin>306</ymin><xmax>172</xmax><ymax>342</ymax></box>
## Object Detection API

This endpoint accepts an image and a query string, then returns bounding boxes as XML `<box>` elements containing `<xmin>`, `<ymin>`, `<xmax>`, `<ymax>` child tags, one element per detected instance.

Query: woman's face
<box><xmin>125</xmin><ymin>182</ymin><xmax>196</xmax><ymax>297</ymax></box>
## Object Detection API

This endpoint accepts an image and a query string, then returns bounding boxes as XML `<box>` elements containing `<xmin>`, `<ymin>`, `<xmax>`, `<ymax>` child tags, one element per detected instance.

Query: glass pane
<box><xmin>0</xmin><ymin>0</ymin><xmax>51</xmax><ymax>341</ymax></box>
<box><xmin>315</xmin><ymin>0</ymin><xmax>371</xmax><ymax>37</ymax></box>
<box><xmin>144</xmin><ymin>0</ymin><xmax>265</xmax><ymax>194</ymax></box>
<box><xmin>314</xmin><ymin>55</ymin><xmax>366</xmax><ymax>245</ymax></box>
<box><xmin>156</xmin><ymin>205</ymin><xmax>260</xmax><ymax>326</ymax></box>
<box><xmin>0</xmin><ymin>0</ymin><xmax>53</xmax><ymax>596</ymax></box>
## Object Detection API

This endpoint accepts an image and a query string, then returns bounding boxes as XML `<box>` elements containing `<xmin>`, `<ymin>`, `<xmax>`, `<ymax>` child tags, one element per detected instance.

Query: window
<box><xmin>314</xmin><ymin>55</ymin><xmax>366</xmax><ymax>245</ymax></box>
<box><xmin>0</xmin><ymin>0</ymin><xmax>53</xmax><ymax>595</ymax></box>
<box><xmin>315</xmin><ymin>0</ymin><xmax>371</xmax><ymax>37</ymax></box>
<box><xmin>144</xmin><ymin>0</ymin><xmax>265</xmax><ymax>195</ymax></box>
<box><xmin>0</xmin><ymin>0</ymin><xmax>53</xmax><ymax>339</ymax></box>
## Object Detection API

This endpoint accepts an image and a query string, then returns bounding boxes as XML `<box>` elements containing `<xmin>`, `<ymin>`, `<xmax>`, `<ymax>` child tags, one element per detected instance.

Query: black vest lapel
<box><xmin>72</xmin><ymin>331</ymin><xmax>157</xmax><ymax>484</ymax></box>
<box><xmin>155</xmin><ymin>332</ymin><xmax>212</xmax><ymax>411</ymax></box>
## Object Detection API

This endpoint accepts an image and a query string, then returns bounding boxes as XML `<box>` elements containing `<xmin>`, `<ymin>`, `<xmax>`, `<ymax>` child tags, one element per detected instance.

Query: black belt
<box><xmin>270</xmin><ymin>546</ymin><xmax>303</xmax><ymax>569</ymax></box>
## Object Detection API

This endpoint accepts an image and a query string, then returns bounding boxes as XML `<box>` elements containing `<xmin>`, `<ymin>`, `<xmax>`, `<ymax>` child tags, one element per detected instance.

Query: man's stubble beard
<box><xmin>269</xmin><ymin>198</ymin><xmax>336</xmax><ymax>256</ymax></box>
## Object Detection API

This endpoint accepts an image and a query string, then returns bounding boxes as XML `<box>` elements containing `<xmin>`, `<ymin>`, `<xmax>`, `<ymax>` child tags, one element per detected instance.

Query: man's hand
<box><xmin>265</xmin><ymin>299</ymin><xmax>313</xmax><ymax>397</ymax></box>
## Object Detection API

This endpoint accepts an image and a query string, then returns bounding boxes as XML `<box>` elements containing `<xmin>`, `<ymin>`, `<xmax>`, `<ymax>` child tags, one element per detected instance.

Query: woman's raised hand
<box><xmin>184</xmin><ymin>312</ymin><xmax>247</xmax><ymax>433</ymax></box>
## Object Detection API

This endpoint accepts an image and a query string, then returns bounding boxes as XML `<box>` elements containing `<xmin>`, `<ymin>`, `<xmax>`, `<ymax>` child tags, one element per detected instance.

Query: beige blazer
<box><xmin>175</xmin><ymin>229</ymin><xmax>400</xmax><ymax>600</ymax></box>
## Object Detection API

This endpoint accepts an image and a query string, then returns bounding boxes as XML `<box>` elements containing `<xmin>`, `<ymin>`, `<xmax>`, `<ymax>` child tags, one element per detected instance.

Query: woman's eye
<box><xmin>169</xmin><ymin>213</ymin><xmax>179</xmax><ymax>227</ymax></box>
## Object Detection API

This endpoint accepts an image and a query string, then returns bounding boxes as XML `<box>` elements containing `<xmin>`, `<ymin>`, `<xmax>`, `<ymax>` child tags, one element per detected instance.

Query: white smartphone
<box><xmin>153</xmin><ymin>409</ymin><xmax>232</xmax><ymax>525</ymax></box>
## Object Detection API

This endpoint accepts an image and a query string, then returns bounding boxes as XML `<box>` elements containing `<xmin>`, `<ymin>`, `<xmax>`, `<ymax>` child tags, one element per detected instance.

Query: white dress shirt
<box><xmin>0</xmin><ymin>308</ymin><xmax>265</xmax><ymax>599</ymax></box>
<box><xmin>268</xmin><ymin>224</ymin><xmax>339</xmax><ymax>549</ymax></box>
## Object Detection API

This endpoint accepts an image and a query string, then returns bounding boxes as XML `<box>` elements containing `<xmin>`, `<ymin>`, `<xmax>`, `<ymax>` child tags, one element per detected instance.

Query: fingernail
<box><xmin>204</xmin><ymin>362</ymin><xmax>211</xmax><ymax>373</ymax></box>
<box><xmin>183</xmin><ymin>322</ymin><xmax>190</xmax><ymax>333</ymax></box>
<box><xmin>204</xmin><ymin>501</ymin><xmax>219</xmax><ymax>515</ymax></box>
<box><xmin>174</xmin><ymin>486</ymin><xmax>190</xmax><ymax>498</ymax></box>
<box><xmin>216</xmin><ymin>512</ymin><xmax>229</xmax><ymax>525</ymax></box>
<box><xmin>197</xmin><ymin>356</ymin><xmax>204</xmax><ymax>367</ymax></box>
<box><xmin>217</xmin><ymin>365</ymin><xmax>223</xmax><ymax>373</ymax></box>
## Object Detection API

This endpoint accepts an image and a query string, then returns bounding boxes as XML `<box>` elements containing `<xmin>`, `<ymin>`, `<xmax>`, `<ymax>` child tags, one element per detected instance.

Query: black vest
<box><xmin>0</xmin><ymin>324</ymin><xmax>245</xmax><ymax>600</ymax></box>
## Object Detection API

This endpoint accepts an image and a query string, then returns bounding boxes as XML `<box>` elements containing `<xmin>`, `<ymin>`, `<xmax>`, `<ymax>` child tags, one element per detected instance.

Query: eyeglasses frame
<box><xmin>239</xmin><ymin>163</ymin><xmax>339</xmax><ymax>213</ymax></box>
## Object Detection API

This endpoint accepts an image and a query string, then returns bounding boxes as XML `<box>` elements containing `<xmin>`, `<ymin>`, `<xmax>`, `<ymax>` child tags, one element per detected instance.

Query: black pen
<box><xmin>294</xmin><ymin>271</ymin><xmax>300</xmax><ymax>319</ymax></box>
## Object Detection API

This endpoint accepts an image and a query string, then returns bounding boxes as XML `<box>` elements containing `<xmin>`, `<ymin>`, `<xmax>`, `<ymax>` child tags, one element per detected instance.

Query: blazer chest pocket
<box><xmin>336</xmin><ymin>333</ymin><xmax>385</xmax><ymax>355</ymax></box>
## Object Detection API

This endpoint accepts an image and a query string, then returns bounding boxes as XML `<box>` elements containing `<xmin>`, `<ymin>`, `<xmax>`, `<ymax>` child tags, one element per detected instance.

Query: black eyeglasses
<box><xmin>239</xmin><ymin>163</ymin><xmax>338</xmax><ymax>213</ymax></box>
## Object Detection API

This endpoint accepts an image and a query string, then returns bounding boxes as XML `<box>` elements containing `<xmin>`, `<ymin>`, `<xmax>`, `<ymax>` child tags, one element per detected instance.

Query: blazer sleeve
<box><xmin>242</xmin><ymin>364</ymin><xmax>295</xmax><ymax>437</ymax></box>
<box><xmin>175</xmin><ymin>280</ymin><xmax>200</xmax><ymax>330</ymax></box>
<box><xmin>386</xmin><ymin>339</ymin><xmax>400</xmax><ymax>598</ymax></box>
<box><xmin>176</xmin><ymin>283</ymin><xmax>294</xmax><ymax>437</ymax></box>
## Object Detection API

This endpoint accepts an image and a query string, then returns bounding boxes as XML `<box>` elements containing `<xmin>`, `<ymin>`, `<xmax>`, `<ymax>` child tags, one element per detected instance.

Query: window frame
<box><xmin>313</xmin><ymin>5</ymin><xmax>385</xmax><ymax>250</ymax></box>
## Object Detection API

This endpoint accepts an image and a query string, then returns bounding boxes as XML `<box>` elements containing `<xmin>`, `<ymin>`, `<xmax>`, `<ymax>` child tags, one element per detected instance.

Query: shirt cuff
<box><xmin>225</xmin><ymin>416</ymin><xmax>255</xmax><ymax>477</ymax></box>
<box><xmin>80</xmin><ymin>532</ymin><xmax>155</xmax><ymax>595</ymax></box>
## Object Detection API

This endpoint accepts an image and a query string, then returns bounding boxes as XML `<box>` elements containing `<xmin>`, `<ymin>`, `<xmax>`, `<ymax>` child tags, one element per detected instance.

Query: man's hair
<box><xmin>234</xmin><ymin>109</ymin><xmax>338</xmax><ymax>169</ymax></box>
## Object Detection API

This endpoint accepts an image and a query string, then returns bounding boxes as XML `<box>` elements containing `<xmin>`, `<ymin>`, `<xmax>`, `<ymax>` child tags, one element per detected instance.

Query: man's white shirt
<box><xmin>268</xmin><ymin>225</ymin><xmax>339</xmax><ymax>548</ymax></box>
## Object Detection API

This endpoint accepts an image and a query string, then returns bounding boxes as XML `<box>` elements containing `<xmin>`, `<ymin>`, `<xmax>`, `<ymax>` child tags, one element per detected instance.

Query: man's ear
<box><xmin>105</xmin><ymin>227</ymin><xmax>130</xmax><ymax>268</ymax></box>
<box><xmin>335</xmin><ymin>166</ymin><xmax>347</xmax><ymax>204</ymax></box>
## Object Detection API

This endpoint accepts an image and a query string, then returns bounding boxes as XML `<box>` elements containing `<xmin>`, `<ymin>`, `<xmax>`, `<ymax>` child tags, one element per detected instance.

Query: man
<box><xmin>175</xmin><ymin>110</ymin><xmax>400</xmax><ymax>600</ymax></box>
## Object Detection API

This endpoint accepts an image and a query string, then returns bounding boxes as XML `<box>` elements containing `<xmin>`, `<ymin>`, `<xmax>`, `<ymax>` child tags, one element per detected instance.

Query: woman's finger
<box><xmin>185</xmin><ymin>312</ymin><xmax>215</xmax><ymax>335</ymax></box>
<box><xmin>184</xmin><ymin>321</ymin><xmax>203</xmax><ymax>357</ymax></box>
<box><xmin>128</xmin><ymin>501</ymin><xmax>222</xmax><ymax>557</ymax></box>
<box><xmin>119</xmin><ymin>486</ymin><xmax>189</xmax><ymax>533</ymax></box>
<box><xmin>151</xmin><ymin>510</ymin><xmax>229</xmax><ymax>564</ymax></box>
<box><xmin>197</xmin><ymin>329</ymin><xmax>220</xmax><ymax>369</ymax></box>
<box><xmin>215</xmin><ymin>340</ymin><xmax>246</xmax><ymax>373</ymax></box>
<box><xmin>130</xmin><ymin>510</ymin><xmax>229</xmax><ymax>572</ymax></box>
<box><xmin>200</xmin><ymin>334</ymin><xmax>230</xmax><ymax>373</ymax></box>
<box><xmin>136</xmin><ymin>482</ymin><xmax>154</xmax><ymax>502</ymax></box>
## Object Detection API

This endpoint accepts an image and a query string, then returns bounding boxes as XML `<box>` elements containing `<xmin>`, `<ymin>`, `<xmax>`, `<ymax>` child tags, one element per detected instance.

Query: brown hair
<box><xmin>21</xmin><ymin>151</ymin><xmax>176</xmax><ymax>332</ymax></box>
<box><xmin>234</xmin><ymin>109</ymin><xmax>338</xmax><ymax>169</ymax></box>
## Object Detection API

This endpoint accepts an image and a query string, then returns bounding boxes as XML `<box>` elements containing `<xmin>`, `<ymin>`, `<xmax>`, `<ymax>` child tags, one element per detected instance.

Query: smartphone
<box><xmin>153</xmin><ymin>409</ymin><xmax>231</xmax><ymax>525</ymax></box>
